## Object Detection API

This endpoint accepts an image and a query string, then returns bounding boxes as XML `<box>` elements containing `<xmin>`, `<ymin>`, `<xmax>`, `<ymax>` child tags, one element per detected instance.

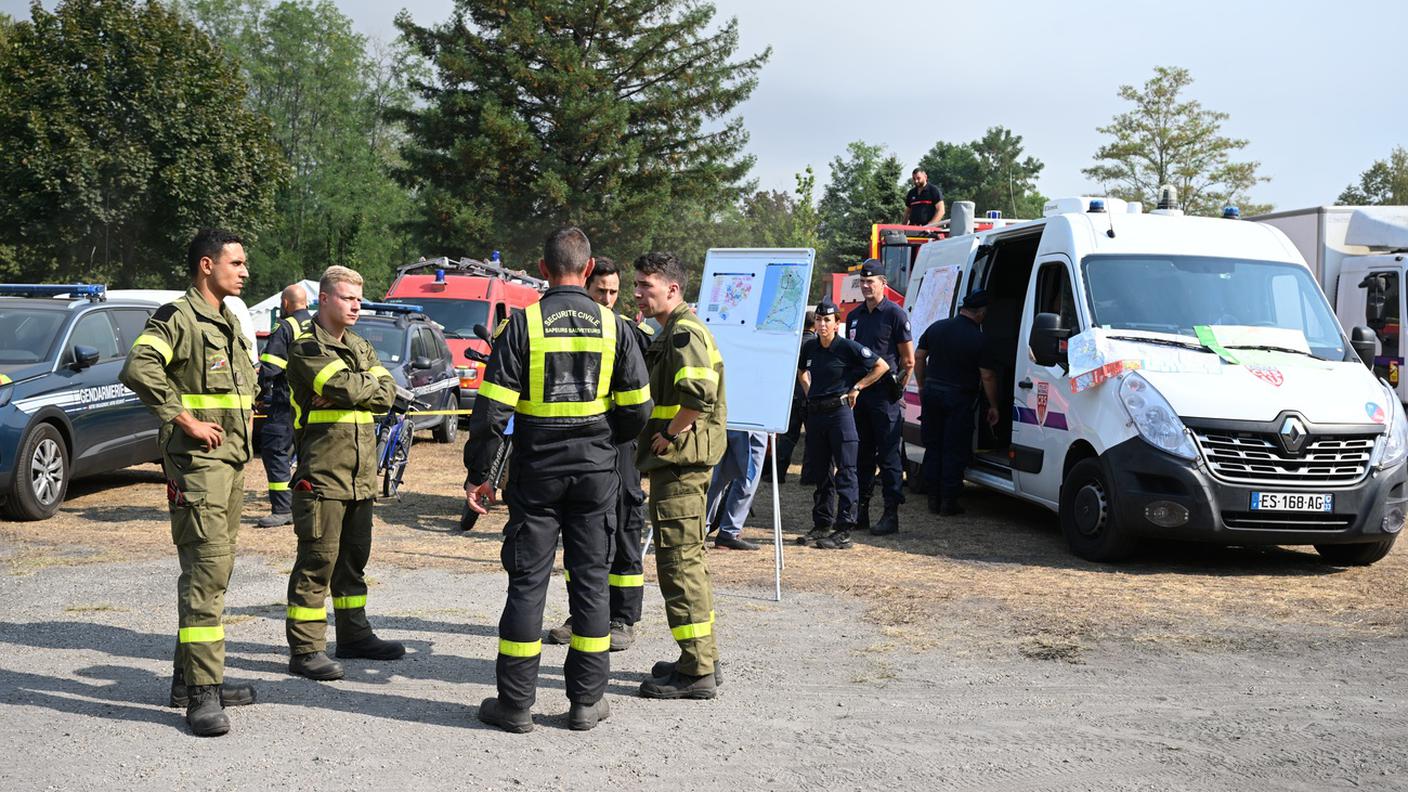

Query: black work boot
<box><xmin>335</xmin><ymin>633</ymin><xmax>406</xmax><ymax>660</ymax></box>
<box><xmin>478</xmin><ymin>697</ymin><xmax>534</xmax><ymax>733</ymax></box>
<box><xmin>855</xmin><ymin>499</ymin><xmax>871</xmax><ymax>533</ymax></box>
<box><xmin>651</xmin><ymin>659</ymin><xmax>724</xmax><ymax>687</ymax></box>
<box><xmin>170</xmin><ymin>669</ymin><xmax>256</xmax><ymax>708</ymax></box>
<box><xmin>289</xmin><ymin>650</ymin><xmax>345</xmax><ymax>680</ymax></box>
<box><xmin>796</xmin><ymin>526</ymin><xmax>829</xmax><ymax>546</ymax></box>
<box><xmin>545</xmin><ymin>617</ymin><xmax>572</xmax><ymax>645</ymax></box>
<box><xmin>568</xmin><ymin>698</ymin><xmax>611</xmax><ymax>731</ymax></box>
<box><xmin>816</xmin><ymin>528</ymin><xmax>854</xmax><ymax>550</ymax></box>
<box><xmin>185</xmin><ymin>685</ymin><xmax>230</xmax><ymax>737</ymax></box>
<box><xmin>939</xmin><ymin>499</ymin><xmax>965</xmax><ymax>516</ymax></box>
<box><xmin>639</xmin><ymin>670</ymin><xmax>718</xmax><ymax>700</ymax></box>
<box><xmin>609</xmin><ymin>620</ymin><xmax>634</xmax><ymax>651</ymax></box>
<box><xmin>870</xmin><ymin>503</ymin><xmax>900</xmax><ymax>536</ymax></box>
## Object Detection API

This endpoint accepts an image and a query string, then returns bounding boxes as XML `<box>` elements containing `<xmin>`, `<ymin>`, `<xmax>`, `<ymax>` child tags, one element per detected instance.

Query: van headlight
<box><xmin>1379</xmin><ymin>385</ymin><xmax>1407</xmax><ymax>469</ymax></box>
<box><xmin>1119</xmin><ymin>373</ymin><xmax>1197</xmax><ymax>460</ymax></box>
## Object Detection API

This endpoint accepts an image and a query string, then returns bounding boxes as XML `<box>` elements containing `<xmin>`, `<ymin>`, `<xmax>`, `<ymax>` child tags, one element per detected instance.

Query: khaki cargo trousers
<box><xmin>647</xmin><ymin>465</ymin><xmax>718</xmax><ymax>675</ymax></box>
<box><xmin>167</xmin><ymin>461</ymin><xmax>244</xmax><ymax>687</ymax></box>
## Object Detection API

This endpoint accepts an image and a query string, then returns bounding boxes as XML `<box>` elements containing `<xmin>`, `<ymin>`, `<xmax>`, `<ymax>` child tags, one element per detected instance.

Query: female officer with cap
<box><xmin>796</xmin><ymin>300</ymin><xmax>890</xmax><ymax>550</ymax></box>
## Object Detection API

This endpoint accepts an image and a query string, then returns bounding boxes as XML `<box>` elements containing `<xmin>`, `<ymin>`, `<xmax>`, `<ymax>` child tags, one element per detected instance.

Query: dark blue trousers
<box><xmin>920</xmin><ymin>388</ymin><xmax>977</xmax><ymax>500</ymax></box>
<box><xmin>260</xmin><ymin>406</ymin><xmax>295</xmax><ymax>514</ymax></box>
<box><xmin>804</xmin><ymin>403</ymin><xmax>859</xmax><ymax>530</ymax></box>
<box><xmin>855</xmin><ymin>391</ymin><xmax>905</xmax><ymax>506</ymax></box>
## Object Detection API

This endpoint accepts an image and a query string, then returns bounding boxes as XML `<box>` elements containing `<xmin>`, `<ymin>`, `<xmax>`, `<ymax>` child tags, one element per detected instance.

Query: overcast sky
<box><xmin>7</xmin><ymin>0</ymin><xmax>1406</xmax><ymax>211</ymax></box>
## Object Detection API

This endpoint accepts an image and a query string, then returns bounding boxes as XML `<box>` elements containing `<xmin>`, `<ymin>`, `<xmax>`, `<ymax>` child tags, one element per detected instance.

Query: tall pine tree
<box><xmin>393</xmin><ymin>1</ymin><xmax>769</xmax><ymax>268</ymax></box>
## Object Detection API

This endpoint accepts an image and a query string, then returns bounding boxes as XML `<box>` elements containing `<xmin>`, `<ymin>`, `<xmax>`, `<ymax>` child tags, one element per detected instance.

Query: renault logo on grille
<box><xmin>1279</xmin><ymin>416</ymin><xmax>1308</xmax><ymax>455</ymax></box>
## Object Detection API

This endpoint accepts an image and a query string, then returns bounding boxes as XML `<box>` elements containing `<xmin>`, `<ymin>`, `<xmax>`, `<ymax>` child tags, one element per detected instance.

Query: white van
<box><xmin>902</xmin><ymin>197</ymin><xmax>1407</xmax><ymax>565</ymax></box>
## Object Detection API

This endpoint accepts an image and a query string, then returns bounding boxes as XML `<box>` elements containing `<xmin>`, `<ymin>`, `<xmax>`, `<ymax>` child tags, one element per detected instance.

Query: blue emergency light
<box><xmin>434</xmin><ymin>268</ymin><xmax>446</xmax><ymax>283</ymax></box>
<box><xmin>491</xmin><ymin>251</ymin><xmax>501</xmax><ymax>263</ymax></box>
<box><xmin>361</xmin><ymin>300</ymin><xmax>424</xmax><ymax>315</ymax></box>
<box><xmin>1088</xmin><ymin>199</ymin><xmax>1107</xmax><ymax>213</ymax></box>
<box><xmin>0</xmin><ymin>283</ymin><xmax>107</xmax><ymax>300</ymax></box>
<box><xmin>986</xmin><ymin>210</ymin><xmax>1002</xmax><ymax>219</ymax></box>
<box><xmin>1222</xmin><ymin>205</ymin><xmax>1241</xmax><ymax>219</ymax></box>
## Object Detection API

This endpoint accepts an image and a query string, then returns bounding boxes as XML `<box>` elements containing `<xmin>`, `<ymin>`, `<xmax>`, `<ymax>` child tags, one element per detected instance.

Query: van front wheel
<box><xmin>1060</xmin><ymin>458</ymin><xmax>1135</xmax><ymax>562</ymax></box>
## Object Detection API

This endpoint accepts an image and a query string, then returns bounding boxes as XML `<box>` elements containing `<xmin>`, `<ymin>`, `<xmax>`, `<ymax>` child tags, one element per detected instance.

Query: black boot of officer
<box><xmin>871</xmin><ymin>501</ymin><xmax>900</xmax><ymax>536</ymax></box>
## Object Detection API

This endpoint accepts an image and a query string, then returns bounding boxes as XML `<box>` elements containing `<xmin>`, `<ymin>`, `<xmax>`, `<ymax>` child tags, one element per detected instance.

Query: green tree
<box><xmin>0</xmin><ymin>0</ymin><xmax>282</xmax><ymax>286</ymax></box>
<box><xmin>393</xmin><ymin>0</ymin><xmax>770</xmax><ymax>271</ymax></box>
<box><xmin>182</xmin><ymin>0</ymin><xmax>421</xmax><ymax>299</ymax></box>
<box><xmin>818</xmin><ymin>141</ymin><xmax>905</xmax><ymax>271</ymax></box>
<box><xmin>1338</xmin><ymin>147</ymin><xmax>1408</xmax><ymax>206</ymax></box>
<box><xmin>1083</xmin><ymin>66</ymin><xmax>1270</xmax><ymax>216</ymax></box>
<box><xmin>919</xmin><ymin>126</ymin><xmax>1047</xmax><ymax>219</ymax></box>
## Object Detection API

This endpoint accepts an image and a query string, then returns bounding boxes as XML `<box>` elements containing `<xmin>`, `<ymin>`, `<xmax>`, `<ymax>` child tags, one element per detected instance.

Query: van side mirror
<box><xmin>473</xmin><ymin>323</ymin><xmax>492</xmax><ymax>343</ymax></box>
<box><xmin>71</xmin><ymin>345</ymin><xmax>100</xmax><ymax>370</ymax></box>
<box><xmin>411</xmin><ymin>355</ymin><xmax>433</xmax><ymax>371</ymax></box>
<box><xmin>1030</xmin><ymin>313</ymin><xmax>1071</xmax><ymax>369</ymax></box>
<box><xmin>1350</xmin><ymin>326</ymin><xmax>1378</xmax><ymax>368</ymax></box>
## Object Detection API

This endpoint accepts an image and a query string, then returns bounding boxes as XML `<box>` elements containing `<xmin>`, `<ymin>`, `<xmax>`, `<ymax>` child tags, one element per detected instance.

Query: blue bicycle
<box><xmin>377</xmin><ymin>385</ymin><xmax>429</xmax><ymax>498</ymax></box>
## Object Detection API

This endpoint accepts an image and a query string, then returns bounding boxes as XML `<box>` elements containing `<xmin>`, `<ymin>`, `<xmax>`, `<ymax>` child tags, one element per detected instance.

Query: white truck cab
<box><xmin>903</xmin><ymin>197</ymin><xmax>1407</xmax><ymax>564</ymax></box>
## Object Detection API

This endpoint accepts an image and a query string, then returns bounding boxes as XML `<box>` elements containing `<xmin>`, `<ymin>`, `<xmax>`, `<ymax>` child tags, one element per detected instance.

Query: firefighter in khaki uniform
<box><xmin>120</xmin><ymin>228</ymin><xmax>260</xmax><ymax>738</ymax></box>
<box><xmin>632</xmin><ymin>251</ymin><xmax>725</xmax><ymax>700</ymax></box>
<box><xmin>283</xmin><ymin>266</ymin><xmax>403</xmax><ymax>681</ymax></box>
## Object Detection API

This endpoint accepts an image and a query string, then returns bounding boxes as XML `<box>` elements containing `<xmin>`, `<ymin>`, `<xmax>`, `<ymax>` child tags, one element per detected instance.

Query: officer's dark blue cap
<box><xmin>858</xmin><ymin>259</ymin><xmax>886</xmax><ymax>278</ymax></box>
<box><xmin>815</xmin><ymin>299</ymin><xmax>839</xmax><ymax>317</ymax></box>
<box><xmin>962</xmin><ymin>290</ymin><xmax>990</xmax><ymax>309</ymax></box>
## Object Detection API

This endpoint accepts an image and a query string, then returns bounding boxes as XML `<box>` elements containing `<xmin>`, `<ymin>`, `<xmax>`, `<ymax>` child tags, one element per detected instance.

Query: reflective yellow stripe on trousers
<box><xmin>498</xmin><ymin>638</ymin><xmax>542</xmax><ymax>658</ymax></box>
<box><xmin>569</xmin><ymin>634</ymin><xmax>611</xmax><ymax>653</ymax></box>
<box><xmin>333</xmin><ymin>595</ymin><xmax>366</xmax><ymax>609</ymax></box>
<box><xmin>609</xmin><ymin>573</ymin><xmax>644</xmax><ymax>587</ymax></box>
<box><xmin>287</xmin><ymin>605</ymin><xmax>327</xmax><ymax>621</ymax></box>
<box><xmin>671</xmin><ymin>610</ymin><xmax>717</xmax><ymax>642</ymax></box>
<box><xmin>179</xmin><ymin>625</ymin><xmax>225</xmax><ymax>643</ymax></box>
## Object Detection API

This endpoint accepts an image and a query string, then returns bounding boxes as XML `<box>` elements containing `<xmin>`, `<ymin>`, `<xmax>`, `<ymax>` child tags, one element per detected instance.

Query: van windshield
<box><xmin>1083</xmin><ymin>255</ymin><xmax>1347</xmax><ymax>360</ymax></box>
<box><xmin>387</xmin><ymin>298</ymin><xmax>489</xmax><ymax>339</ymax></box>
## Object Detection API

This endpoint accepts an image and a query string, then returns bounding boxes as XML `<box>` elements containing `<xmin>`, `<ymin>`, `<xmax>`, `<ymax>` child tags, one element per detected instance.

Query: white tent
<box><xmin>248</xmin><ymin>279</ymin><xmax>319</xmax><ymax>333</ymax></box>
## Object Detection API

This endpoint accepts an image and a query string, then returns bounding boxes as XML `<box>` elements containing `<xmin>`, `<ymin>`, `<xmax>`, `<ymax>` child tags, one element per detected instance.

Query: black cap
<box><xmin>858</xmin><ymin>259</ymin><xmax>885</xmax><ymax>278</ymax></box>
<box><xmin>961</xmin><ymin>290</ymin><xmax>989</xmax><ymax>309</ymax></box>
<box><xmin>815</xmin><ymin>299</ymin><xmax>839</xmax><ymax>317</ymax></box>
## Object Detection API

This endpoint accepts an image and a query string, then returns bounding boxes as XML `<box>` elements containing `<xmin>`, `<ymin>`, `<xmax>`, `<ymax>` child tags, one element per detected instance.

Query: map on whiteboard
<box><xmin>706</xmin><ymin>273</ymin><xmax>755</xmax><ymax>323</ymax></box>
<box><xmin>756</xmin><ymin>263</ymin><xmax>807</xmax><ymax>333</ymax></box>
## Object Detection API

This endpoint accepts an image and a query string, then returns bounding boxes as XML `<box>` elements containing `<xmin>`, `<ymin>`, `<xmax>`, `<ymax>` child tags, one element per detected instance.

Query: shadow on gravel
<box><xmin>0</xmin><ymin>621</ymin><xmax>647</xmax><ymax>702</ymax></box>
<box><xmin>836</xmin><ymin>486</ymin><xmax>1351</xmax><ymax>579</ymax></box>
<box><xmin>0</xmin><ymin>664</ymin><xmax>172</xmax><ymax>726</ymax></box>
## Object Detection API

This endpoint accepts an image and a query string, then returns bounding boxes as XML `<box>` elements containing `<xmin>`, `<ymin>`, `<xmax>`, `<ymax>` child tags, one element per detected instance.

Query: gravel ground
<box><xmin>2</xmin><ymin>554</ymin><xmax>1407</xmax><ymax>791</ymax></box>
<box><xmin>3</xmin><ymin>439</ymin><xmax>1408</xmax><ymax>790</ymax></box>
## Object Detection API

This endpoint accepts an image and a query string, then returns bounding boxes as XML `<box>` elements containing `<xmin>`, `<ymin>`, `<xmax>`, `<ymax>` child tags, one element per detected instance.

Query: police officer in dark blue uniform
<box><xmin>797</xmin><ymin>300</ymin><xmax>889</xmax><ymax>550</ymax></box>
<box><xmin>255</xmin><ymin>284</ymin><xmax>312</xmax><ymax>528</ymax></box>
<box><xmin>845</xmin><ymin>259</ymin><xmax>915</xmax><ymax>536</ymax></box>
<box><xmin>914</xmin><ymin>290</ymin><xmax>1000</xmax><ymax>515</ymax></box>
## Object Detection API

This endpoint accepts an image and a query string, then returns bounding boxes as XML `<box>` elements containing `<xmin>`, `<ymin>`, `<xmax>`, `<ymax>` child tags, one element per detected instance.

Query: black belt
<box><xmin>807</xmin><ymin>395</ymin><xmax>847</xmax><ymax>413</ymax></box>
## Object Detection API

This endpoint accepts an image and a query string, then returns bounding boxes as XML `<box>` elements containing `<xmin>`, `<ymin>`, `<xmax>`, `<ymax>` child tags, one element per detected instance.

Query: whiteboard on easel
<box><xmin>696</xmin><ymin>248</ymin><xmax>814</xmax><ymax>433</ymax></box>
